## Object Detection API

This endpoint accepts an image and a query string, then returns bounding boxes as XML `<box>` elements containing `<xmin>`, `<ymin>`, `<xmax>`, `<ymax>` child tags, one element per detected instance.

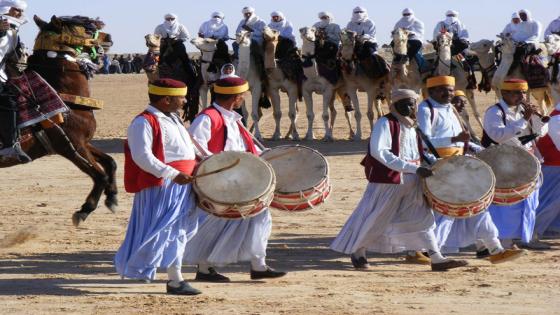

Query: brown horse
<box><xmin>0</xmin><ymin>15</ymin><xmax>117</xmax><ymax>226</ymax></box>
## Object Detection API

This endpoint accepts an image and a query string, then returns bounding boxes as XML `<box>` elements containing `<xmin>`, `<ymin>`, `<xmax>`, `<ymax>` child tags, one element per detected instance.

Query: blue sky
<box><xmin>18</xmin><ymin>0</ymin><xmax>559</xmax><ymax>53</ymax></box>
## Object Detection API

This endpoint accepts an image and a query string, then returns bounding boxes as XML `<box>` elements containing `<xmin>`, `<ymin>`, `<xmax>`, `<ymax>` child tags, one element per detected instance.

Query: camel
<box><xmin>544</xmin><ymin>34</ymin><xmax>560</xmax><ymax>104</ymax></box>
<box><xmin>339</xmin><ymin>29</ymin><xmax>390</xmax><ymax>140</ymax></box>
<box><xmin>390</xmin><ymin>28</ymin><xmax>424</xmax><ymax>92</ymax></box>
<box><xmin>299</xmin><ymin>26</ymin><xmax>353</xmax><ymax>141</ymax></box>
<box><xmin>191</xmin><ymin>37</ymin><xmax>219</xmax><ymax>109</ymax></box>
<box><xmin>491</xmin><ymin>33</ymin><xmax>554</xmax><ymax>113</ymax></box>
<box><xmin>434</xmin><ymin>31</ymin><xmax>484</xmax><ymax>129</ymax></box>
<box><xmin>143</xmin><ymin>34</ymin><xmax>161</xmax><ymax>83</ymax></box>
<box><xmin>262</xmin><ymin>27</ymin><xmax>301</xmax><ymax>140</ymax></box>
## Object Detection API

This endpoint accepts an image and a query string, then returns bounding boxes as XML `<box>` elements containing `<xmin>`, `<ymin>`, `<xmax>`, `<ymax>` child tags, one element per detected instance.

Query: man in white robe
<box><xmin>433</xmin><ymin>10</ymin><xmax>469</xmax><ymax>56</ymax></box>
<box><xmin>198</xmin><ymin>12</ymin><xmax>229</xmax><ymax>41</ymax></box>
<box><xmin>154</xmin><ymin>13</ymin><xmax>190</xmax><ymax>41</ymax></box>
<box><xmin>392</xmin><ymin>8</ymin><xmax>424</xmax><ymax>64</ymax></box>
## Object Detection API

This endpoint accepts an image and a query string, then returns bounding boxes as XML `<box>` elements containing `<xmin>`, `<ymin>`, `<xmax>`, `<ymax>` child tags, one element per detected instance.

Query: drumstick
<box><xmin>238</xmin><ymin>122</ymin><xmax>267</xmax><ymax>152</ymax></box>
<box><xmin>192</xmin><ymin>159</ymin><xmax>241</xmax><ymax>180</ymax></box>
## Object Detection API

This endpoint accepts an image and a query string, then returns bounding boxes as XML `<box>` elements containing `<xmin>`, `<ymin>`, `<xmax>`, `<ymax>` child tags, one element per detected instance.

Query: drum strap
<box><xmin>416</xmin><ymin>126</ymin><xmax>440</xmax><ymax>161</ymax></box>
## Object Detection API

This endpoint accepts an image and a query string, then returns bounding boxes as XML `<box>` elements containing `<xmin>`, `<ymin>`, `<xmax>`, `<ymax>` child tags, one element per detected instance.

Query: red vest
<box><xmin>199</xmin><ymin>106</ymin><xmax>258</xmax><ymax>155</ymax></box>
<box><xmin>361</xmin><ymin>114</ymin><xmax>423</xmax><ymax>184</ymax></box>
<box><xmin>537</xmin><ymin>109</ymin><xmax>560</xmax><ymax>166</ymax></box>
<box><xmin>124</xmin><ymin>111</ymin><xmax>196</xmax><ymax>193</ymax></box>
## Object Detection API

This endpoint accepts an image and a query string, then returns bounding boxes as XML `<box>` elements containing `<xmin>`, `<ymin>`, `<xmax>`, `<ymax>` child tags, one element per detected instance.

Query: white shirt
<box><xmin>370</xmin><ymin>116</ymin><xmax>420</xmax><ymax>174</ymax></box>
<box><xmin>546</xmin><ymin>103</ymin><xmax>560</xmax><ymax>150</ymax></box>
<box><xmin>312</xmin><ymin>22</ymin><xmax>341</xmax><ymax>44</ymax></box>
<box><xmin>0</xmin><ymin>28</ymin><xmax>17</xmax><ymax>82</ymax></box>
<box><xmin>393</xmin><ymin>16</ymin><xmax>425</xmax><ymax>41</ymax></box>
<box><xmin>503</xmin><ymin>20</ymin><xmax>541</xmax><ymax>44</ymax></box>
<box><xmin>127</xmin><ymin>105</ymin><xmax>196</xmax><ymax>180</ymax></box>
<box><xmin>198</xmin><ymin>19</ymin><xmax>229</xmax><ymax>40</ymax></box>
<box><xmin>189</xmin><ymin>103</ymin><xmax>261</xmax><ymax>154</ymax></box>
<box><xmin>418</xmin><ymin>98</ymin><xmax>465</xmax><ymax>148</ymax></box>
<box><xmin>268</xmin><ymin>19</ymin><xmax>296</xmax><ymax>42</ymax></box>
<box><xmin>346</xmin><ymin>19</ymin><xmax>376</xmax><ymax>42</ymax></box>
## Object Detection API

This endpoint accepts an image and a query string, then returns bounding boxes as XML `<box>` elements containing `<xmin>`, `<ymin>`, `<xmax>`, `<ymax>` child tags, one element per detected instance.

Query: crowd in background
<box><xmin>98</xmin><ymin>53</ymin><xmax>144</xmax><ymax>74</ymax></box>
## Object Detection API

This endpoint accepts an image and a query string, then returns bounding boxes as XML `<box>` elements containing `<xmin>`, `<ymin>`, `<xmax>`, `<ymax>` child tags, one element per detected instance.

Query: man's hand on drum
<box><xmin>173</xmin><ymin>172</ymin><xmax>193</xmax><ymax>185</ymax></box>
<box><xmin>416</xmin><ymin>167</ymin><xmax>434</xmax><ymax>178</ymax></box>
<box><xmin>452</xmin><ymin>131</ymin><xmax>470</xmax><ymax>143</ymax></box>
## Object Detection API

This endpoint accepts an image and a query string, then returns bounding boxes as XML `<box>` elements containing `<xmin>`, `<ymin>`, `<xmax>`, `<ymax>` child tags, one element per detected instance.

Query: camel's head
<box><xmin>436</xmin><ymin>31</ymin><xmax>453</xmax><ymax>48</ymax></box>
<box><xmin>145</xmin><ymin>34</ymin><xmax>161</xmax><ymax>49</ymax></box>
<box><xmin>340</xmin><ymin>29</ymin><xmax>356</xmax><ymax>47</ymax></box>
<box><xmin>190</xmin><ymin>37</ymin><xmax>218</xmax><ymax>53</ymax></box>
<box><xmin>469</xmin><ymin>39</ymin><xmax>494</xmax><ymax>56</ymax></box>
<box><xmin>496</xmin><ymin>33</ymin><xmax>515</xmax><ymax>54</ymax></box>
<box><xmin>299</xmin><ymin>27</ymin><xmax>316</xmax><ymax>43</ymax></box>
<box><xmin>545</xmin><ymin>34</ymin><xmax>560</xmax><ymax>55</ymax></box>
<box><xmin>235</xmin><ymin>30</ymin><xmax>251</xmax><ymax>46</ymax></box>
<box><xmin>263</xmin><ymin>26</ymin><xmax>279</xmax><ymax>42</ymax></box>
<box><xmin>391</xmin><ymin>28</ymin><xmax>409</xmax><ymax>54</ymax></box>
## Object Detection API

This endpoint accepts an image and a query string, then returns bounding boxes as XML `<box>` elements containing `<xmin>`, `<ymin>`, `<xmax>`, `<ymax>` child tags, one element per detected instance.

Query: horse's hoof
<box><xmin>105</xmin><ymin>197</ymin><xmax>118</xmax><ymax>213</ymax></box>
<box><xmin>72</xmin><ymin>211</ymin><xmax>88</xmax><ymax>227</ymax></box>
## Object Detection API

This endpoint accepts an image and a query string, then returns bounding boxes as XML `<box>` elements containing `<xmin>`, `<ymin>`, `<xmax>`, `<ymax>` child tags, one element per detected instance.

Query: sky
<box><xmin>17</xmin><ymin>0</ymin><xmax>560</xmax><ymax>54</ymax></box>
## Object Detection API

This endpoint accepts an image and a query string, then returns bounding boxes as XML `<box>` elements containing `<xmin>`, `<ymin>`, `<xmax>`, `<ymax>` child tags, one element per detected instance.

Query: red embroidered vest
<box><xmin>124</xmin><ymin>111</ymin><xmax>196</xmax><ymax>193</ymax></box>
<box><xmin>537</xmin><ymin>109</ymin><xmax>560</xmax><ymax>166</ymax></box>
<box><xmin>361</xmin><ymin>114</ymin><xmax>423</xmax><ymax>184</ymax></box>
<box><xmin>199</xmin><ymin>106</ymin><xmax>258</xmax><ymax>155</ymax></box>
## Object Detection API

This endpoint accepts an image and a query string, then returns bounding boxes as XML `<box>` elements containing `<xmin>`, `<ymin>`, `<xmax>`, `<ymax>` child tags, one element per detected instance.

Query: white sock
<box><xmin>167</xmin><ymin>265</ymin><xmax>184</xmax><ymax>288</ymax></box>
<box><xmin>475</xmin><ymin>240</ymin><xmax>486</xmax><ymax>251</ymax></box>
<box><xmin>197</xmin><ymin>263</ymin><xmax>211</xmax><ymax>274</ymax></box>
<box><xmin>251</xmin><ymin>256</ymin><xmax>267</xmax><ymax>271</ymax></box>
<box><xmin>353</xmin><ymin>247</ymin><xmax>367</xmax><ymax>259</ymax></box>
<box><xmin>484</xmin><ymin>238</ymin><xmax>504</xmax><ymax>255</ymax></box>
<box><xmin>428</xmin><ymin>251</ymin><xmax>447</xmax><ymax>264</ymax></box>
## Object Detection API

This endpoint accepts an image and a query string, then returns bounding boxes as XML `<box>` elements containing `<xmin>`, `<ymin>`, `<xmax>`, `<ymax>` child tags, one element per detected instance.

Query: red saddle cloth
<box><xmin>7</xmin><ymin>70</ymin><xmax>69</xmax><ymax>128</ymax></box>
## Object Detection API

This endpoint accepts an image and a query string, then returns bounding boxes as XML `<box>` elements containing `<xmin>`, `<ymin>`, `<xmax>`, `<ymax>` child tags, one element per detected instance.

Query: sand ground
<box><xmin>0</xmin><ymin>74</ymin><xmax>559</xmax><ymax>315</ymax></box>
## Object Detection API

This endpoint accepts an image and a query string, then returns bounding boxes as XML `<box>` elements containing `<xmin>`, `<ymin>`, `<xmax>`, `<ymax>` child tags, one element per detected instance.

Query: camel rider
<box><xmin>234</xmin><ymin>6</ymin><xmax>266</xmax><ymax>55</ymax></box>
<box><xmin>392</xmin><ymin>8</ymin><xmax>425</xmax><ymax>64</ymax></box>
<box><xmin>198</xmin><ymin>12</ymin><xmax>230</xmax><ymax>63</ymax></box>
<box><xmin>503</xmin><ymin>10</ymin><xmax>542</xmax><ymax>61</ymax></box>
<box><xmin>268</xmin><ymin>11</ymin><xmax>296</xmax><ymax>49</ymax></box>
<box><xmin>0</xmin><ymin>0</ymin><xmax>30</xmax><ymax>162</ymax></box>
<box><xmin>346</xmin><ymin>6</ymin><xmax>377</xmax><ymax>55</ymax></box>
<box><xmin>154</xmin><ymin>13</ymin><xmax>196</xmax><ymax>80</ymax></box>
<box><xmin>312</xmin><ymin>11</ymin><xmax>341</xmax><ymax>59</ymax></box>
<box><xmin>544</xmin><ymin>16</ymin><xmax>560</xmax><ymax>38</ymax></box>
<box><xmin>433</xmin><ymin>10</ymin><xmax>469</xmax><ymax>56</ymax></box>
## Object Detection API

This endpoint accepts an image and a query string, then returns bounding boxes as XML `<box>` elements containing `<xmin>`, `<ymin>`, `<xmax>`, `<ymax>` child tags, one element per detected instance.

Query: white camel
<box><xmin>545</xmin><ymin>34</ymin><xmax>560</xmax><ymax>104</ymax></box>
<box><xmin>390</xmin><ymin>28</ymin><xmax>424</xmax><ymax>92</ymax></box>
<box><xmin>191</xmin><ymin>37</ymin><xmax>219</xmax><ymax>109</ymax></box>
<box><xmin>299</xmin><ymin>26</ymin><xmax>353</xmax><ymax>141</ymax></box>
<box><xmin>491</xmin><ymin>33</ymin><xmax>553</xmax><ymax>113</ymax></box>
<box><xmin>434</xmin><ymin>31</ymin><xmax>484</xmax><ymax>128</ymax></box>
<box><xmin>263</xmin><ymin>26</ymin><xmax>300</xmax><ymax>141</ymax></box>
<box><xmin>143</xmin><ymin>34</ymin><xmax>161</xmax><ymax>83</ymax></box>
<box><xmin>234</xmin><ymin>30</ymin><xmax>262</xmax><ymax>126</ymax></box>
<box><xmin>339</xmin><ymin>29</ymin><xmax>390</xmax><ymax>140</ymax></box>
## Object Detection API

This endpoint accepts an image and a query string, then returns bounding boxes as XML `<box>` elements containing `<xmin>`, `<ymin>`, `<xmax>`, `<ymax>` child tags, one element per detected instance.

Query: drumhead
<box><xmin>261</xmin><ymin>145</ymin><xmax>328</xmax><ymax>193</ymax></box>
<box><xmin>425</xmin><ymin>156</ymin><xmax>495</xmax><ymax>204</ymax></box>
<box><xmin>476</xmin><ymin>144</ymin><xmax>539</xmax><ymax>189</ymax></box>
<box><xmin>195</xmin><ymin>151</ymin><xmax>274</xmax><ymax>204</ymax></box>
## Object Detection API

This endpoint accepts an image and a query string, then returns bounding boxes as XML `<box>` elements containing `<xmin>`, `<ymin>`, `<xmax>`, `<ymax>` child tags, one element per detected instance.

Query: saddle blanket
<box><xmin>8</xmin><ymin>70</ymin><xmax>69</xmax><ymax>129</ymax></box>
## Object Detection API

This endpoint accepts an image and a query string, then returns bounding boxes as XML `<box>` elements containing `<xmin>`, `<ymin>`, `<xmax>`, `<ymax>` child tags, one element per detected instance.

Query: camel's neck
<box><xmin>237</xmin><ymin>42</ymin><xmax>251</xmax><ymax>79</ymax></box>
<box><xmin>301</xmin><ymin>40</ymin><xmax>319</xmax><ymax>79</ymax></box>
<box><xmin>437</xmin><ymin>44</ymin><xmax>452</xmax><ymax>76</ymax></box>
<box><xmin>477</xmin><ymin>50</ymin><xmax>496</xmax><ymax>70</ymax></box>
<box><xmin>340</xmin><ymin>43</ymin><xmax>354</xmax><ymax>60</ymax></box>
<box><xmin>301</xmin><ymin>40</ymin><xmax>315</xmax><ymax>56</ymax></box>
<box><xmin>393</xmin><ymin>38</ymin><xmax>407</xmax><ymax>56</ymax></box>
<box><xmin>495</xmin><ymin>47</ymin><xmax>514</xmax><ymax>81</ymax></box>
<box><xmin>264</xmin><ymin>39</ymin><xmax>278</xmax><ymax>69</ymax></box>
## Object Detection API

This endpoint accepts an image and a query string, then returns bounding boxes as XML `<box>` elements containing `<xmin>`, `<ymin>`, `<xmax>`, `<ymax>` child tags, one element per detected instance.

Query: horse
<box><xmin>0</xmin><ymin>15</ymin><xmax>118</xmax><ymax>226</ymax></box>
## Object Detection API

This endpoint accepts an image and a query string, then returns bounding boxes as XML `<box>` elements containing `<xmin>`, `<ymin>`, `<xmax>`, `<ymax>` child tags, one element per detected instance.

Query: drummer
<box><xmin>185</xmin><ymin>76</ymin><xmax>287</xmax><ymax>281</ymax></box>
<box><xmin>331</xmin><ymin>89</ymin><xmax>469</xmax><ymax>272</ymax></box>
<box><xmin>418</xmin><ymin>76</ymin><xmax>524</xmax><ymax>262</ymax></box>
<box><xmin>482</xmin><ymin>79</ymin><xmax>547</xmax><ymax>249</ymax></box>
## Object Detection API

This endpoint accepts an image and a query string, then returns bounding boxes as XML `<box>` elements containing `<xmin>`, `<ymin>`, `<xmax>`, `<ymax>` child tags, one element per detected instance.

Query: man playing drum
<box><xmin>185</xmin><ymin>76</ymin><xmax>287</xmax><ymax>281</ymax></box>
<box><xmin>482</xmin><ymin>79</ymin><xmax>547</xmax><ymax>249</ymax></box>
<box><xmin>331</xmin><ymin>89</ymin><xmax>468</xmax><ymax>272</ymax></box>
<box><xmin>418</xmin><ymin>76</ymin><xmax>524</xmax><ymax>263</ymax></box>
<box><xmin>115</xmin><ymin>79</ymin><xmax>201</xmax><ymax>295</ymax></box>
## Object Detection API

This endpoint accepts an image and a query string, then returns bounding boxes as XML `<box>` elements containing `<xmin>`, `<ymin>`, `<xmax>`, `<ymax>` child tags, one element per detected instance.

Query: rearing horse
<box><xmin>1</xmin><ymin>15</ymin><xmax>118</xmax><ymax>226</ymax></box>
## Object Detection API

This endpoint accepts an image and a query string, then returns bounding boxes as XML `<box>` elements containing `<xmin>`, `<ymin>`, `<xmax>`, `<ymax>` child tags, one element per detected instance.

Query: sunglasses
<box><xmin>354</xmin><ymin>11</ymin><xmax>364</xmax><ymax>14</ymax></box>
<box><xmin>166</xmin><ymin>17</ymin><xmax>175</xmax><ymax>21</ymax></box>
<box><xmin>320</xmin><ymin>16</ymin><xmax>328</xmax><ymax>20</ymax></box>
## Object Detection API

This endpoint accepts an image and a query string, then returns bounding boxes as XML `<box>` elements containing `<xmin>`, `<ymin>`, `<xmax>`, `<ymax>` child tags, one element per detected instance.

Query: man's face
<box><xmin>394</xmin><ymin>98</ymin><xmax>416</xmax><ymax>117</ymax></box>
<box><xmin>272</xmin><ymin>15</ymin><xmax>281</xmax><ymax>23</ymax></box>
<box><xmin>244</xmin><ymin>12</ymin><xmax>252</xmax><ymax>19</ymax></box>
<box><xmin>8</xmin><ymin>7</ymin><xmax>23</xmax><ymax>19</ymax></box>
<box><xmin>223</xmin><ymin>66</ymin><xmax>233</xmax><ymax>75</ymax></box>
<box><xmin>429</xmin><ymin>85</ymin><xmax>454</xmax><ymax>104</ymax></box>
<box><xmin>232</xmin><ymin>93</ymin><xmax>246</xmax><ymax>109</ymax></box>
<box><xmin>502</xmin><ymin>90</ymin><xmax>526</xmax><ymax>106</ymax></box>
<box><xmin>452</xmin><ymin>96</ymin><xmax>467</xmax><ymax>113</ymax></box>
<box><xmin>167</xmin><ymin>95</ymin><xmax>186</xmax><ymax>112</ymax></box>
<box><xmin>512</xmin><ymin>18</ymin><xmax>521</xmax><ymax>24</ymax></box>
<box><xmin>519</xmin><ymin>12</ymin><xmax>528</xmax><ymax>22</ymax></box>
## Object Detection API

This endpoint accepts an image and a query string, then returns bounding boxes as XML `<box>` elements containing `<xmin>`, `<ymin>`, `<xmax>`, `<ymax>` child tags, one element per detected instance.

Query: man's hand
<box><xmin>452</xmin><ymin>131</ymin><xmax>470</xmax><ymax>143</ymax></box>
<box><xmin>416</xmin><ymin>167</ymin><xmax>434</xmax><ymax>178</ymax></box>
<box><xmin>173</xmin><ymin>172</ymin><xmax>193</xmax><ymax>185</ymax></box>
<box><xmin>523</xmin><ymin>104</ymin><xmax>537</xmax><ymax>121</ymax></box>
<box><xmin>0</xmin><ymin>20</ymin><xmax>10</xmax><ymax>32</ymax></box>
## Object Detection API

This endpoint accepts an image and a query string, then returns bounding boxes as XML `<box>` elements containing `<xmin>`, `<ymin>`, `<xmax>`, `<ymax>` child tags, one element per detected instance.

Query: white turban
<box><xmin>353</xmin><ymin>6</ymin><xmax>367</xmax><ymax>14</ymax></box>
<box><xmin>212</xmin><ymin>11</ymin><xmax>224</xmax><ymax>19</ymax></box>
<box><xmin>164</xmin><ymin>13</ymin><xmax>178</xmax><ymax>20</ymax></box>
<box><xmin>402</xmin><ymin>8</ymin><xmax>414</xmax><ymax>15</ymax></box>
<box><xmin>318</xmin><ymin>11</ymin><xmax>333</xmax><ymax>20</ymax></box>
<box><xmin>0</xmin><ymin>0</ymin><xmax>26</xmax><ymax>11</ymax></box>
<box><xmin>242</xmin><ymin>6</ymin><xmax>254</xmax><ymax>14</ymax></box>
<box><xmin>445</xmin><ymin>10</ymin><xmax>458</xmax><ymax>16</ymax></box>
<box><xmin>511</xmin><ymin>12</ymin><xmax>520</xmax><ymax>19</ymax></box>
<box><xmin>352</xmin><ymin>6</ymin><xmax>368</xmax><ymax>23</ymax></box>
<box><xmin>391</xmin><ymin>89</ymin><xmax>419</xmax><ymax>103</ymax></box>
<box><xmin>271</xmin><ymin>11</ymin><xmax>284</xmax><ymax>20</ymax></box>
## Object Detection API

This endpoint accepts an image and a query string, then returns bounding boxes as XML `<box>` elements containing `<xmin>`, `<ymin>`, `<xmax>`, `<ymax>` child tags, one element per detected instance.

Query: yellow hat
<box><xmin>454</xmin><ymin>90</ymin><xmax>466</xmax><ymax>97</ymax></box>
<box><xmin>426</xmin><ymin>76</ymin><xmax>455</xmax><ymax>88</ymax></box>
<box><xmin>501</xmin><ymin>79</ymin><xmax>528</xmax><ymax>91</ymax></box>
<box><xmin>214</xmin><ymin>77</ymin><xmax>250</xmax><ymax>94</ymax></box>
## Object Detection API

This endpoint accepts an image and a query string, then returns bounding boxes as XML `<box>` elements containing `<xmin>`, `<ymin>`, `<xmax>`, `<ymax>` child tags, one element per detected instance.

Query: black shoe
<box><xmin>250</xmin><ymin>267</ymin><xmax>287</xmax><ymax>280</ymax></box>
<box><xmin>195</xmin><ymin>267</ymin><xmax>231</xmax><ymax>282</ymax></box>
<box><xmin>431</xmin><ymin>259</ymin><xmax>469</xmax><ymax>271</ymax></box>
<box><xmin>476</xmin><ymin>248</ymin><xmax>491</xmax><ymax>259</ymax></box>
<box><xmin>166</xmin><ymin>281</ymin><xmax>202</xmax><ymax>295</ymax></box>
<box><xmin>350</xmin><ymin>254</ymin><xmax>369</xmax><ymax>269</ymax></box>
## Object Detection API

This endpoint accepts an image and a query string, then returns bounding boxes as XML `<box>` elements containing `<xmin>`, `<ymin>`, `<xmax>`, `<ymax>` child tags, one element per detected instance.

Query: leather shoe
<box><xmin>431</xmin><ymin>259</ymin><xmax>468</xmax><ymax>271</ymax></box>
<box><xmin>350</xmin><ymin>254</ymin><xmax>369</xmax><ymax>269</ymax></box>
<box><xmin>195</xmin><ymin>267</ymin><xmax>230</xmax><ymax>282</ymax></box>
<box><xmin>405</xmin><ymin>251</ymin><xmax>431</xmax><ymax>265</ymax></box>
<box><xmin>476</xmin><ymin>248</ymin><xmax>491</xmax><ymax>259</ymax></box>
<box><xmin>250</xmin><ymin>267</ymin><xmax>287</xmax><ymax>280</ymax></box>
<box><xmin>166</xmin><ymin>281</ymin><xmax>202</xmax><ymax>295</ymax></box>
<box><xmin>489</xmin><ymin>248</ymin><xmax>526</xmax><ymax>264</ymax></box>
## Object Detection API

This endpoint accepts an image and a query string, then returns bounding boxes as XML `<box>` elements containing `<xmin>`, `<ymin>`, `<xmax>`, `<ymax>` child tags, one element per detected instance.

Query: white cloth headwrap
<box><xmin>519</xmin><ymin>9</ymin><xmax>532</xmax><ymax>20</ymax></box>
<box><xmin>317</xmin><ymin>11</ymin><xmax>333</xmax><ymax>28</ymax></box>
<box><xmin>242</xmin><ymin>7</ymin><xmax>254</xmax><ymax>14</ymax></box>
<box><xmin>444</xmin><ymin>10</ymin><xmax>459</xmax><ymax>26</ymax></box>
<box><xmin>212</xmin><ymin>11</ymin><xmax>224</xmax><ymax>19</ymax></box>
<box><xmin>270</xmin><ymin>11</ymin><xmax>284</xmax><ymax>20</ymax></box>
<box><xmin>392</xmin><ymin>89</ymin><xmax>419</xmax><ymax>103</ymax></box>
<box><xmin>352</xmin><ymin>6</ymin><xmax>368</xmax><ymax>23</ymax></box>
<box><xmin>220</xmin><ymin>63</ymin><xmax>238</xmax><ymax>78</ymax></box>
<box><xmin>445</xmin><ymin>10</ymin><xmax>458</xmax><ymax>16</ymax></box>
<box><xmin>163</xmin><ymin>13</ymin><xmax>179</xmax><ymax>36</ymax></box>
<box><xmin>402</xmin><ymin>8</ymin><xmax>414</xmax><ymax>15</ymax></box>
<box><xmin>0</xmin><ymin>0</ymin><xmax>27</xmax><ymax>11</ymax></box>
<box><xmin>511</xmin><ymin>12</ymin><xmax>520</xmax><ymax>19</ymax></box>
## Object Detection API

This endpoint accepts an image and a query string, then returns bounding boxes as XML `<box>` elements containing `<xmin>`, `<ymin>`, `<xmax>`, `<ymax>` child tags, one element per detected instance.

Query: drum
<box><xmin>260</xmin><ymin>145</ymin><xmax>331</xmax><ymax>211</ymax></box>
<box><xmin>423</xmin><ymin>155</ymin><xmax>495</xmax><ymax>218</ymax></box>
<box><xmin>477</xmin><ymin>144</ymin><xmax>541</xmax><ymax>205</ymax></box>
<box><xmin>193</xmin><ymin>151</ymin><xmax>276</xmax><ymax>219</ymax></box>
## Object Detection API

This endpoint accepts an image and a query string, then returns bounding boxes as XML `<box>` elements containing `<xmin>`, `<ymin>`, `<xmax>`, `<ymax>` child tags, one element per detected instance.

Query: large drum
<box><xmin>193</xmin><ymin>151</ymin><xmax>276</xmax><ymax>219</ymax></box>
<box><xmin>261</xmin><ymin>145</ymin><xmax>331</xmax><ymax>211</ymax></box>
<box><xmin>423</xmin><ymin>155</ymin><xmax>495</xmax><ymax>218</ymax></box>
<box><xmin>477</xmin><ymin>144</ymin><xmax>541</xmax><ymax>205</ymax></box>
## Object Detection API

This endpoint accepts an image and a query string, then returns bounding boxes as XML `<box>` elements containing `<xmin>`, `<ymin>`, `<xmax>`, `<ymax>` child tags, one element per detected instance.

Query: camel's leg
<box><xmin>303</xmin><ymin>90</ymin><xmax>315</xmax><ymax>141</ymax></box>
<box><xmin>348</xmin><ymin>90</ymin><xmax>362</xmax><ymax>140</ymax></box>
<box><xmin>337</xmin><ymin>88</ymin><xmax>354</xmax><ymax>139</ymax></box>
<box><xmin>251</xmin><ymin>85</ymin><xmax>264</xmax><ymax>140</ymax></box>
<box><xmin>465</xmin><ymin>89</ymin><xmax>484</xmax><ymax>129</ymax></box>
<box><xmin>366</xmin><ymin>92</ymin><xmax>375</xmax><ymax>134</ymax></box>
<box><xmin>288</xmin><ymin>90</ymin><xmax>300</xmax><ymax>141</ymax></box>
<box><xmin>323</xmin><ymin>89</ymin><xmax>336</xmax><ymax>142</ymax></box>
<box><xmin>270</xmin><ymin>88</ymin><xmax>282</xmax><ymax>141</ymax></box>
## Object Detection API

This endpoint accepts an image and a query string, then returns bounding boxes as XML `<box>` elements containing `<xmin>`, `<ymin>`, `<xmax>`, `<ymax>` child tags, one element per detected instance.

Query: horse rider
<box><xmin>0</xmin><ymin>0</ymin><xmax>30</xmax><ymax>162</ymax></box>
<box><xmin>433</xmin><ymin>10</ymin><xmax>469</xmax><ymax>57</ymax></box>
<box><xmin>392</xmin><ymin>8</ymin><xmax>425</xmax><ymax>65</ymax></box>
<box><xmin>312</xmin><ymin>11</ymin><xmax>341</xmax><ymax>59</ymax></box>
<box><xmin>346</xmin><ymin>6</ymin><xmax>378</xmax><ymax>55</ymax></box>
<box><xmin>544</xmin><ymin>15</ymin><xmax>560</xmax><ymax>38</ymax></box>
<box><xmin>268</xmin><ymin>11</ymin><xmax>296</xmax><ymax>49</ymax></box>
<box><xmin>502</xmin><ymin>10</ymin><xmax>542</xmax><ymax>61</ymax></box>
<box><xmin>198</xmin><ymin>12</ymin><xmax>230</xmax><ymax>66</ymax></box>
